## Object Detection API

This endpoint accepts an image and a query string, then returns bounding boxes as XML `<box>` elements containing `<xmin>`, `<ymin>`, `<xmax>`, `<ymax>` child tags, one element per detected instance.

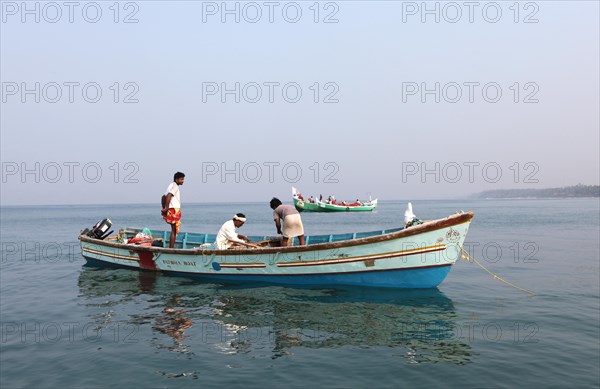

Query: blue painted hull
<box><xmin>166</xmin><ymin>264</ymin><xmax>453</xmax><ymax>288</ymax></box>
<box><xmin>84</xmin><ymin>256</ymin><xmax>453</xmax><ymax>288</ymax></box>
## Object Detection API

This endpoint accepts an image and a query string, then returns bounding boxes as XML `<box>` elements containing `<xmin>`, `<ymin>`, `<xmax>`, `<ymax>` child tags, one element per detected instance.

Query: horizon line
<box><xmin>4</xmin><ymin>197</ymin><xmax>599</xmax><ymax>208</ymax></box>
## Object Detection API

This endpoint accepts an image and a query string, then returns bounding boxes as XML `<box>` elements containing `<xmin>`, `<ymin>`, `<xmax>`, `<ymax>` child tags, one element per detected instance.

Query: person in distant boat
<box><xmin>297</xmin><ymin>193</ymin><xmax>304</xmax><ymax>200</ymax></box>
<box><xmin>308</xmin><ymin>196</ymin><xmax>314</xmax><ymax>203</ymax></box>
<box><xmin>270</xmin><ymin>197</ymin><xmax>305</xmax><ymax>246</ymax></box>
<box><xmin>162</xmin><ymin>172</ymin><xmax>185</xmax><ymax>248</ymax></box>
<box><xmin>215</xmin><ymin>213</ymin><xmax>251</xmax><ymax>250</ymax></box>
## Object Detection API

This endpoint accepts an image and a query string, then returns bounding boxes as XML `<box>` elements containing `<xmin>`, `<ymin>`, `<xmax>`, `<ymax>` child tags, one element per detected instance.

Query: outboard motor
<box><xmin>85</xmin><ymin>218</ymin><xmax>113</xmax><ymax>240</ymax></box>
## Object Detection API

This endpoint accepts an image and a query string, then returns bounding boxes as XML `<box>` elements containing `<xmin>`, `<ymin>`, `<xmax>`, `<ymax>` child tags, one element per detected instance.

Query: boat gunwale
<box><xmin>79</xmin><ymin>211</ymin><xmax>474</xmax><ymax>256</ymax></box>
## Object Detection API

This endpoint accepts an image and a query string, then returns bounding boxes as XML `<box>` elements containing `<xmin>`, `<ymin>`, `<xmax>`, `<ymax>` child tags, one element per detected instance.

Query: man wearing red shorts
<box><xmin>161</xmin><ymin>172</ymin><xmax>185</xmax><ymax>248</ymax></box>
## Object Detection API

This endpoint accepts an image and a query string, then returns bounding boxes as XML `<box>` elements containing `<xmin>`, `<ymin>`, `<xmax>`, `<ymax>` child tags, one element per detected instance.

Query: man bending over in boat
<box><xmin>215</xmin><ymin>213</ymin><xmax>252</xmax><ymax>249</ymax></box>
<box><xmin>270</xmin><ymin>198</ymin><xmax>306</xmax><ymax>246</ymax></box>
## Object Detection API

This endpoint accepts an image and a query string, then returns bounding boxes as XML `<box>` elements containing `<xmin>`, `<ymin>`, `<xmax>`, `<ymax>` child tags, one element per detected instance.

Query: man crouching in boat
<box><xmin>215</xmin><ymin>213</ymin><xmax>252</xmax><ymax>249</ymax></box>
<box><xmin>270</xmin><ymin>197</ymin><xmax>306</xmax><ymax>246</ymax></box>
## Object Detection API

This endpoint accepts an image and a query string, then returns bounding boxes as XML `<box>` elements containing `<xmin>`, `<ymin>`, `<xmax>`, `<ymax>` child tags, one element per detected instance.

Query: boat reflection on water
<box><xmin>153</xmin><ymin>295</ymin><xmax>193</xmax><ymax>353</ymax></box>
<box><xmin>78</xmin><ymin>265</ymin><xmax>472</xmax><ymax>364</ymax></box>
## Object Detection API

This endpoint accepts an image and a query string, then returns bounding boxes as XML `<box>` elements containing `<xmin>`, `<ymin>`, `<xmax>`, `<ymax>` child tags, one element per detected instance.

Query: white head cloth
<box><xmin>233</xmin><ymin>215</ymin><xmax>247</xmax><ymax>222</ymax></box>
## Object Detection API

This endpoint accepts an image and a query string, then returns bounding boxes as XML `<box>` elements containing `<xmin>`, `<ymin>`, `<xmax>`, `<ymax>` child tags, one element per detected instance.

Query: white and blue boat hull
<box><xmin>80</xmin><ymin>212</ymin><xmax>473</xmax><ymax>289</ymax></box>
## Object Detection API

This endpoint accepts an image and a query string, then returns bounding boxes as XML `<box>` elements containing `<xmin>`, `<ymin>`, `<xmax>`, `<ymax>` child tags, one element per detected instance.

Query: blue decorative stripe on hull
<box><xmin>83</xmin><ymin>256</ymin><xmax>452</xmax><ymax>288</ymax></box>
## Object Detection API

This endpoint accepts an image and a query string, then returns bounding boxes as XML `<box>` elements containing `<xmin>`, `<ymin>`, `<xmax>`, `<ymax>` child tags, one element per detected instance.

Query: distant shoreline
<box><xmin>473</xmin><ymin>185</ymin><xmax>600</xmax><ymax>199</ymax></box>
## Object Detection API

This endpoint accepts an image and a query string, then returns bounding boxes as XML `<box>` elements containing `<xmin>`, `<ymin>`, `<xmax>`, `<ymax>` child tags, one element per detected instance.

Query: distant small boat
<box><xmin>79</xmin><ymin>211</ymin><xmax>474</xmax><ymax>288</ymax></box>
<box><xmin>292</xmin><ymin>187</ymin><xmax>377</xmax><ymax>212</ymax></box>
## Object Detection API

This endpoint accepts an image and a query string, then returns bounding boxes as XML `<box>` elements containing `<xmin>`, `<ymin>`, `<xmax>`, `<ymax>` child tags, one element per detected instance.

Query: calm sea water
<box><xmin>1</xmin><ymin>199</ymin><xmax>599</xmax><ymax>388</ymax></box>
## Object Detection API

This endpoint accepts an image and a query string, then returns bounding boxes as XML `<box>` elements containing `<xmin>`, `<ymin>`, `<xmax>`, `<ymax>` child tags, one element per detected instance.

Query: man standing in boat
<box><xmin>161</xmin><ymin>172</ymin><xmax>185</xmax><ymax>248</ymax></box>
<box><xmin>270</xmin><ymin>197</ymin><xmax>305</xmax><ymax>246</ymax></box>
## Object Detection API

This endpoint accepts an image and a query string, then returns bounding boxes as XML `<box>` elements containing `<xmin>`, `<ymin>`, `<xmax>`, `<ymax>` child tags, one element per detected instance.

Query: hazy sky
<box><xmin>1</xmin><ymin>1</ymin><xmax>598</xmax><ymax>205</ymax></box>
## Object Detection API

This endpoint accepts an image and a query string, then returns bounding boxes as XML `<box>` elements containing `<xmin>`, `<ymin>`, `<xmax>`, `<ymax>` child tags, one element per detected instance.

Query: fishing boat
<box><xmin>79</xmin><ymin>211</ymin><xmax>474</xmax><ymax>288</ymax></box>
<box><xmin>292</xmin><ymin>187</ymin><xmax>377</xmax><ymax>212</ymax></box>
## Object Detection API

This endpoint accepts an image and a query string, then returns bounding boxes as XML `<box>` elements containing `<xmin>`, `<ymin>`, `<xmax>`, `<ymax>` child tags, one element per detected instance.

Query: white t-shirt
<box><xmin>215</xmin><ymin>220</ymin><xmax>244</xmax><ymax>250</ymax></box>
<box><xmin>165</xmin><ymin>182</ymin><xmax>181</xmax><ymax>209</ymax></box>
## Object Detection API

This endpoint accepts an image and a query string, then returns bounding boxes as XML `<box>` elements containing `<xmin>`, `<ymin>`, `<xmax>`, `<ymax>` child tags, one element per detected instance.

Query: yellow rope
<box><xmin>460</xmin><ymin>247</ymin><xmax>535</xmax><ymax>296</ymax></box>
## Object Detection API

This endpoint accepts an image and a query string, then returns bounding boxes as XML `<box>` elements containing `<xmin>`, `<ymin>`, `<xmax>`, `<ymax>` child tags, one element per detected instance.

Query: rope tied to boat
<box><xmin>460</xmin><ymin>246</ymin><xmax>535</xmax><ymax>296</ymax></box>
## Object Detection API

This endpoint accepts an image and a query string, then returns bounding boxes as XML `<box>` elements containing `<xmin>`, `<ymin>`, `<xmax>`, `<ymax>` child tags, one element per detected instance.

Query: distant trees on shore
<box><xmin>474</xmin><ymin>184</ymin><xmax>599</xmax><ymax>199</ymax></box>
